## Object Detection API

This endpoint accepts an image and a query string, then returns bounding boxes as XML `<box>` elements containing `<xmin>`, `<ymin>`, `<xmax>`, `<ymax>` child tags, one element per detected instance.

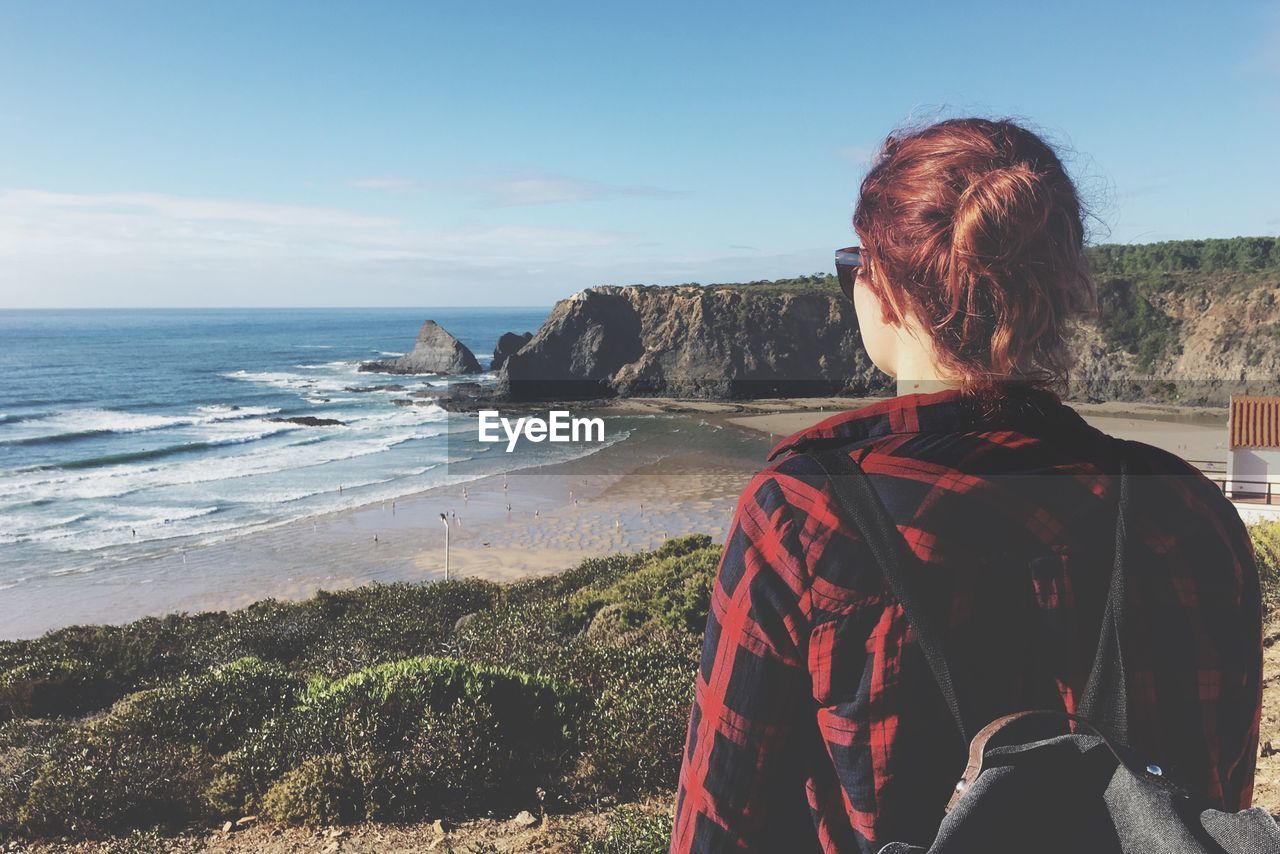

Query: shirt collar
<box><xmin>766</xmin><ymin>383</ymin><xmax>1083</xmax><ymax>461</ymax></box>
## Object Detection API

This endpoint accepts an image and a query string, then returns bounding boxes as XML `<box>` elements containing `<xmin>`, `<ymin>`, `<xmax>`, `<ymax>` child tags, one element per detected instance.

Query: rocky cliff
<box><xmin>496</xmin><ymin>243</ymin><xmax>1280</xmax><ymax>406</ymax></box>
<box><xmin>361</xmin><ymin>320</ymin><xmax>481</xmax><ymax>375</ymax></box>
<box><xmin>1068</xmin><ymin>281</ymin><xmax>1280</xmax><ymax>405</ymax></box>
<box><xmin>498</xmin><ymin>285</ymin><xmax>891</xmax><ymax>401</ymax></box>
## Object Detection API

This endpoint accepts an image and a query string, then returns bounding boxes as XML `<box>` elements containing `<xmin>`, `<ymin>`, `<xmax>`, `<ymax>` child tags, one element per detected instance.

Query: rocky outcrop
<box><xmin>270</xmin><ymin>416</ymin><xmax>345</xmax><ymax>427</ymax></box>
<box><xmin>498</xmin><ymin>286</ymin><xmax>890</xmax><ymax>401</ymax></box>
<box><xmin>494</xmin><ymin>278</ymin><xmax>1280</xmax><ymax>406</ymax></box>
<box><xmin>360</xmin><ymin>321</ymin><xmax>481</xmax><ymax>375</ymax></box>
<box><xmin>491</xmin><ymin>332</ymin><xmax>533</xmax><ymax>371</ymax></box>
<box><xmin>1065</xmin><ymin>284</ymin><xmax>1280</xmax><ymax>405</ymax></box>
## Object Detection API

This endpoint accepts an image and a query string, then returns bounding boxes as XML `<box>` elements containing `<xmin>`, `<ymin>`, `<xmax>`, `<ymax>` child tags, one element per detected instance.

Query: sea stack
<box><xmin>360</xmin><ymin>320</ymin><xmax>482</xmax><ymax>375</ymax></box>
<box><xmin>491</xmin><ymin>331</ymin><xmax>533</xmax><ymax>371</ymax></box>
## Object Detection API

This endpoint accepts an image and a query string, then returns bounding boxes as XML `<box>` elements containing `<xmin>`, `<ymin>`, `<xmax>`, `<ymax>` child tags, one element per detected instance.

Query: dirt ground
<box><xmin>11</xmin><ymin>800</ymin><xmax>668</xmax><ymax>853</ymax></box>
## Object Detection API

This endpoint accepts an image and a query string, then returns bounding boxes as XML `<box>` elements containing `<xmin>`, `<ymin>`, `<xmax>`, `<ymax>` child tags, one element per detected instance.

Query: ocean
<box><xmin>0</xmin><ymin>308</ymin><xmax>557</xmax><ymax>596</ymax></box>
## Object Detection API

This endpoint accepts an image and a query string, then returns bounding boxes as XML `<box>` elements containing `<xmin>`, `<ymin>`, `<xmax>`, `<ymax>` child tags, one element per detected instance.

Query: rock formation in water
<box><xmin>491</xmin><ymin>331</ymin><xmax>533</xmax><ymax>371</ymax></box>
<box><xmin>497</xmin><ymin>285</ymin><xmax>891</xmax><ymax>401</ymax></box>
<box><xmin>360</xmin><ymin>321</ymin><xmax>482</xmax><ymax>375</ymax></box>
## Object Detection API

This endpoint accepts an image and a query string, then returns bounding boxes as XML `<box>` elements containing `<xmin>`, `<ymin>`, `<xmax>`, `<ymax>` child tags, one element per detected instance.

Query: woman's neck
<box><xmin>896</xmin><ymin>377</ymin><xmax>958</xmax><ymax>396</ymax></box>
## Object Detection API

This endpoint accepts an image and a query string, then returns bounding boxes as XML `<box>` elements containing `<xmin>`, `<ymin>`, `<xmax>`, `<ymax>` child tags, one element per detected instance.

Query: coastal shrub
<box><xmin>101</xmin><ymin>829</ymin><xmax>168</xmax><ymax>854</ymax></box>
<box><xmin>503</xmin><ymin>552</ymin><xmax>652</xmax><ymax>608</ymax></box>
<box><xmin>0</xmin><ymin>721</ymin><xmax>68</xmax><ymax>833</ymax></box>
<box><xmin>3</xmin><ymin>538</ymin><xmax>718</xmax><ymax>837</ymax></box>
<box><xmin>1095</xmin><ymin>278</ymin><xmax>1183</xmax><ymax>372</ymax></box>
<box><xmin>0</xmin><ymin>659</ymin><xmax>121</xmax><ymax>720</ymax></box>
<box><xmin>583</xmin><ymin>804</ymin><xmax>676</xmax><ymax>853</ymax></box>
<box><xmin>21</xmin><ymin>735</ymin><xmax>214</xmax><ymax>835</ymax></box>
<box><xmin>199</xmin><ymin>579</ymin><xmax>502</xmax><ymax>675</ymax></box>
<box><xmin>574</xmin><ymin>632</ymin><xmax>700</xmax><ymax>798</ymax></box>
<box><xmin>227</xmin><ymin>656</ymin><xmax>582</xmax><ymax>821</ymax></box>
<box><xmin>1248</xmin><ymin>519</ymin><xmax>1280</xmax><ymax>618</ymax></box>
<box><xmin>0</xmin><ymin>613</ymin><xmax>230</xmax><ymax>717</ymax></box>
<box><xmin>563</xmin><ymin>537</ymin><xmax>719</xmax><ymax>637</ymax></box>
<box><xmin>14</xmin><ymin>658</ymin><xmax>300</xmax><ymax>835</ymax></box>
<box><xmin>260</xmin><ymin>753</ymin><xmax>361</xmax><ymax>825</ymax></box>
<box><xmin>91</xmin><ymin>657</ymin><xmax>301</xmax><ymax>753</ymax></box>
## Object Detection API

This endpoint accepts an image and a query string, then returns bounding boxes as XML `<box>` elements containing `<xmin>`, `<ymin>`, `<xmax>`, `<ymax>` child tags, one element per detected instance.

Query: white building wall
<box><xmin>1225</xmin><ymin>448</ymin><xmax>1280</xmax><ymax>498</ymax></box>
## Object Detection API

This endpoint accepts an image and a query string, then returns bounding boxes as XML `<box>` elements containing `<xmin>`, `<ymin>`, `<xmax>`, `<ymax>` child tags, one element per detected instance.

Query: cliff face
<box><xmin>1069</xmin><ymin>284</ymin><xmax>1280</xmax><ymax>405</ymax></box>
<box><xmin>498</xmin><ymin>286</ymin><xmax>890</xmax><ymax>401</ymax></box>
<box><xmin>497</xmin><ymin>278</ymin><xmax>1280</xmax><ymax>405</ymax></box>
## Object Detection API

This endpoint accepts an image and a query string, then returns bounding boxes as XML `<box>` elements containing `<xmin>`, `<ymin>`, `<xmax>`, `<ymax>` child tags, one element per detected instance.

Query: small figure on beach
<box><xmin>373</xmin><ymin>533</ymin><xmax>379</xmax><ymax>543</ymax></box>
<box><xmin>462</xmin><ymin>487</ymin><xmax>469</xmax><ymax>502</ymax></box>
<box><xmin>505</xmin><ymin>502</ymin><xmax>511</xmax><ymax>513</ymax></box>
<box><xmin>535</xmin><ymin>509</ymin><xmax>540</xmax><ymax>518</ymax></box>
<box><xmin>131</xmin><ymin>528</ymin><xmax>136</xmax><ymax>537</ymax></box>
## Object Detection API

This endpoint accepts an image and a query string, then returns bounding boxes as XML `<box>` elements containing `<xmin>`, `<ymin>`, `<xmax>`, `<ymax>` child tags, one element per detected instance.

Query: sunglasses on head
<box><xmin>834</xmin><ymin>246</ymin><xmax>864</xmax><ymax>301</ymax></box>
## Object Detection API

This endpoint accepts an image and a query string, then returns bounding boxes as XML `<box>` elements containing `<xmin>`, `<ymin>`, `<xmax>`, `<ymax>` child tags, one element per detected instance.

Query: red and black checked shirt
<box><xmin>671</xmin><ymin>386</ymin><xmax>1263</xmax><ymax>853</ymax></box>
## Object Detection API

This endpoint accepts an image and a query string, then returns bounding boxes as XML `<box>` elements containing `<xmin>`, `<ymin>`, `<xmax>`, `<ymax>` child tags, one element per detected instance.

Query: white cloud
<box><xmin>0</xmin><ymin>188</ymin><xmax>627</xmax><ymax>306</ymax></box>
<box><xmin>345</xmin><ymin>170</ymin><xmax>684</xmax><ymax>207</ymax></box>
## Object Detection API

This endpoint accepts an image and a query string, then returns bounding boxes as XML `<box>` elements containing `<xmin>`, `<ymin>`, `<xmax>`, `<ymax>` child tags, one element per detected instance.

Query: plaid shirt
<box><xmin>671</xmin><ymin>386</ymin><xmax>1263</xmax><ymax>853</ymax></box>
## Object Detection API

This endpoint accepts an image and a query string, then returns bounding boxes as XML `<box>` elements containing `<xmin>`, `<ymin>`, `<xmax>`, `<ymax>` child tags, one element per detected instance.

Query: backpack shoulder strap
<box><xmin>1076</xmin><ymin>436</ymin><xmax>1134</xmax><ymax>748</ymax></box>
<box><xmin>808</xmin><ymin>448</ymin><xmax>972</xmax><ymax>746</ymax></box>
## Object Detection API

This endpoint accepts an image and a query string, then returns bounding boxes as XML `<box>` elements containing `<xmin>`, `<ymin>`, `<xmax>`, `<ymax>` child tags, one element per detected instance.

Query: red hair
<box><xmin>853</xmin><ymin>118</ymin><xmax>1097</xmax><ymax>404</ymax></box>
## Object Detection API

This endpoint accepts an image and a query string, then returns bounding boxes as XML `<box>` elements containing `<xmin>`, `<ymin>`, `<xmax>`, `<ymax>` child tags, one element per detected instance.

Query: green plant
<box><xmin>1247</xmin><ymin>519</ymin><xmax>1280</xmax><ymax>618</ymax></box>
<box><xmin>101</xmin><ymin>828</ymin><xmax>169</xmax><ymax>854</ymax></box>
<box><xmin>0</xmin><ymin>537</ymin><xmax>716</xmax><ymax>839</ymax></box>
<box><xmin>583</xmin><ymin>805</ymin><xmax>675</xmax><ymax>853</ymax></box>
<box><xmin>0</xmin><ymin>659</ymin><xmax>120</xmax><ymax>721</ymax></box>
<box><xmin>574</xmin><ymin>634</ymin><xmax>699</xmax><ymax>798</ymax></box>
<box><xmin>228</xmin><ymin>656</ymin><xmax>582</xmax><ymax>822</ymax></box>
<box><xmin>260</xmin><ymin>753</ymin><xmax>361</xmax><ymax>826</ymax></box>
<box><xmin>562</xmin><ymin>536</ymin><xmax>719</xmax><ymax>637</ymax></box>
<box><xmin>15</xmin><ymin>658</ymin><xmax>300</xmax><ymax>836</ymax></box>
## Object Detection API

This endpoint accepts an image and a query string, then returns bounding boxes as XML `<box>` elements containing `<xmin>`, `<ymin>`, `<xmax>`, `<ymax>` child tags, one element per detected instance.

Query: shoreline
<box><xmin>2</xmin><ymin>394</ymin><xmax>1232</xmax><ymax>640</ymax></box>
<box><xmin>0</xmin><ymin>409</ymin><xmax>774</xmax><ymax>639</ymax></box>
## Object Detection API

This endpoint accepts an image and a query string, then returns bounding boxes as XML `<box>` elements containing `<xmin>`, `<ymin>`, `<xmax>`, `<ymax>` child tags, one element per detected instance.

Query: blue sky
<box><xmin>0</xmin><ymin>1</ymin><xmax>1277</xmax><ymax>308</ymax></box>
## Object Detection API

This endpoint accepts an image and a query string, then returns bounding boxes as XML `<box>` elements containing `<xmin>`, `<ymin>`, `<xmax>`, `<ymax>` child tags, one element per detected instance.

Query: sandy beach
<box><xmin>0</xmin><ymin>409</ymin><xmax>773</xmax><ymax>638</ymax></box>
<box><xmin>2</xmin><ymin>394</ymin><xmax>1233</xmax><ymax>639</ymax></box>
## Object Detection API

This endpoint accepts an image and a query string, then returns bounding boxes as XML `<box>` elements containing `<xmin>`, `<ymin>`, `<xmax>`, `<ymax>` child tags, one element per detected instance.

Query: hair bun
<box><xmin>851</xmin><ymin>118</ymin><xmax>1095</xmax><ymax>394</ymax></box>
<box><xmin>950</xmin><ymin>163</ymin><xmax>1054</xmax><ymax>273</ymax></box>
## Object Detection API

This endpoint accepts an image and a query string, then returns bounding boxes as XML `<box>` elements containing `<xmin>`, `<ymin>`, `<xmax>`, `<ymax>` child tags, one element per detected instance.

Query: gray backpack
<box><xmin>811</xmin><ymin>440</ymin><xmax>1280</xmax><ymax>854</ymax></box>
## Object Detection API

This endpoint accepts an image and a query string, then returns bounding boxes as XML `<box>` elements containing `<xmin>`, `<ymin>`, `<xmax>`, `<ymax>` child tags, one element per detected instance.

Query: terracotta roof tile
<box><xmin>1230</xmin><ymin>395</ymin><xmax>1280</xmax><ymax>449</ymax></box>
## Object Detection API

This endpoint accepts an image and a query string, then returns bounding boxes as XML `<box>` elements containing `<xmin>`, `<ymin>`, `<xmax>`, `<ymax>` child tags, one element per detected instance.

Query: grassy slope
<box><xmin>1</xmin><ymin>459</ymin><xmax>1279</xmax><ymax>849</ymax></box>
